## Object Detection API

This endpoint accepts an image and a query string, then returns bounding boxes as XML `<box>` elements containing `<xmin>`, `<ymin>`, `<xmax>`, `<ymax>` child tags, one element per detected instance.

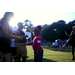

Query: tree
<box><xmin>23</xmin><ymin>19</ymin><xmax>33</xmax><ymax>32</ymax></box>
<box><xmin>23</xmin><ymin>19</ymin><xmax>34</xmax><ymax>40</ymax></box>
<box><xmin>58</xmin><ymin>20</ymin><xmax>66</xmax><ymax>25</ymax></box>
<box><xmin>41</xmin><ymin>20</ymin><xmax>74</xmax><ymax>41</ymax></box>
<box><xmin>23</xmin><ymin>19</ymin><xmax>75</xmax><ymax>42</ymax></box>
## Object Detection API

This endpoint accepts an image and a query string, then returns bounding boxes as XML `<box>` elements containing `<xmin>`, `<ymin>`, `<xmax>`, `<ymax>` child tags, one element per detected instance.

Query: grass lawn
<box><xmin>23</xmin><ymin>46</ymin><xmax>75</xmax><ymax>62</ymax></box>
<box><xmin>42</xmin><ymin>46</ymin><xmax>75</xmax><ymax>62</ymax></box>
<box><xmin>0</xmin><ymin>46</ymin><xmax>75</xmax><ymax>62</ymax></box>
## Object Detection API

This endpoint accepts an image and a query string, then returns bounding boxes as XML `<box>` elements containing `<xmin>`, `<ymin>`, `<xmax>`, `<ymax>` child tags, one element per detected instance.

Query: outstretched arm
<box><xmin>65</xmin><ymin>31</ymin><xmax>70</xmax><ymax>37</ymax></box>
<box><xmin>21</xmin><ymin>41</ymin><xmax>33</xmax><ymax>46</ymax></box>
<box><xmin>21</xmin><ymin>43</ymin><xmax>29</xmax><ymax>46</ymax></box>
<box><xmin>2</xmin><ymin>25</ymin><xmax>22</xmax><ymax>40</ymax></box>
<box><xmin>22</xmin><ymin>35</ymin><xmax>28</xmax><ymax>39</ymax></box>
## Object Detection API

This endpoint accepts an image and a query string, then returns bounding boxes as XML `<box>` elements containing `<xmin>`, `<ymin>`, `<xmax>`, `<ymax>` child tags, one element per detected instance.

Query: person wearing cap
<box><xmin>22</xmin><ymin>25</ymin><xmax>43</xmax><ymax>62</ymax></box>
<box><xmin>65</xmin><ymin>26</ymin><xmax>75</xmax><ymax>60</ymax></box>
<box><xmin>15</xmin><ymin>22</ymin><xmax>28</xmax><ymax>62</ymax></box>
<box><xmin>0</xmin><ymin>12</ymin><xmax>22</xmax><ymax>62</ymax></box>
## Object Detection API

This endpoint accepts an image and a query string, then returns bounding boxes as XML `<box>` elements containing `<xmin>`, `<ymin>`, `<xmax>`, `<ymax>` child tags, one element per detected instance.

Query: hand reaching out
<box><xmin>21</xmin><ymin>43</ymin><xmax>26</xmax><ymax>46</ymax></box>
<box><xmin>26</xmin><ymin>35</ymin><xmax>28</xmax><ymax>37</ymax></box>
<box><xmin>22</xmin><ymin>35</ymin><xmax>28</xmax><ymax>38</ymax></box>
<box><xmin>65</xmin><ymin>31</ymin><xmax>68</xmax><ymax>35</ymax></box>
<box><xmin>65</xmin><ymin>31</ymin><xmax>70</xmax><ymax>37</ymax></box>
<box><xmin>21</xmin><ymin>43</ymin><xmax>29</xmax><ymax>46</ymax></box>
<box><xmin>16</xmin><ymin>36</ymin><xmax>23</xmax><ymax>40</ymax></box>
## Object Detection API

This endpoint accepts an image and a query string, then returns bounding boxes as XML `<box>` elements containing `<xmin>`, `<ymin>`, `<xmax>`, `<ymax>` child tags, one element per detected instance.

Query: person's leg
<box><xmin>16</xmin><ymin>50</ymin><xmax>21</xmax><ymax>62</ymax></box>
<box><xmin>15</xmin><ymin>43</ymin><xmax>27</xmax><ymax>62</ymax></box>
<box><xmin>71</xmin><ymin>46</ymin><xmax>74</xmax><ymax>60</ymax></box>
<box><xmin>11</xmin><ymin>56</ymin><xmax>12</xmax><ymax>62</ymax></box>
<box><xmin>14</xmin><ymin>57</ymin><xmax>17</xmax><ymax>62</ymax></box>
<box><xmin>3</xmin><ymin>53</ymin><xmax>11</xmax><ymax>62</ymax></box>
<box><xmin>63</xmin><ymin>48</ymin><xmax>64</xmax><ymax>51</ymax></box>
<box><xmin>22</xmin><ymin>57</ymin><xmax>26</xmax><ymax>62</ymax></box>
<box><xmin>60</xmin><ymin>49</ymin><xmax>62</xmax><ymax>52</ymax></box>
<box><xmin>0</xmin><ymin>51</ymin><xmax>4</xmax><ymax>62</ymax></box>
<box><xmin>16</xmin><ymin>43</ymin><xmax>26</xmax><ymax>62</ymax></box>
<box><xmin>2</xmin><ymin>46</ymin><xmax>11</xmax><ymax>62</ymax></box>
<box><xmin>0</xmin><ymin>38</ymin><xmax>11</xmax><ymax>62</ymax></box>
<box><xmin>21</xmin><ymin>45</ymin><xmax>27</xmax><ymax>62</ymax></box>
<box><xmin>15</xmin><ymin>43</ymin><xmax>21</xmax><ymax>62</ymax></box>
<box><xmin>10</xmin><ymin>47</ymin><xmax>12</xmax><ymax>62</ymax></box>
<box><xmin>13</xmin><ymin>47</ymin><xmax>17</xmax><ymax>62</ymax></box>
<box><xmin>34</xmin><ymin>51</ymin><xmax>37</xmax><ymax>62</ymax></box>
<box><xmin>17</xmin><ymin>54</ymin><xmax>21</xmax><ymax>62</ymax></box>
<box><xmin>35</xmin><ymin>50</ymin><xmax>43</xmax><ymax>62</ymax></box>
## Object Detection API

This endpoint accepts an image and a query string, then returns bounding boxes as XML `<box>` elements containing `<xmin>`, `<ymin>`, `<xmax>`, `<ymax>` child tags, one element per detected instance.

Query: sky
<box><xmin>0</xmin><ymin>12</ymin><xmax>75</xmax><ymax>27</ymax></box>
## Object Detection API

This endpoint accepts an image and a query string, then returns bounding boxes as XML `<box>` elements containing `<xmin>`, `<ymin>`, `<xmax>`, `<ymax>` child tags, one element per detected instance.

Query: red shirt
<box><xmin>29</xmin><ymin>35</ymin><xmax>43</xmax><ymax>51</ymax></box>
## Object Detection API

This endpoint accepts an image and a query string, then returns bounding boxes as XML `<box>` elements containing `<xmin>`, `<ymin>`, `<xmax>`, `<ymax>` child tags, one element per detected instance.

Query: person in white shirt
<box><xmin>10</xmin><ymin>27</ymin><xmax>17</xmax><ymax>62</ymax></box>
<box><xmin>11</xmin><ymin>38</ymin><xmax>17</xmax><ymax>62</ymax></box>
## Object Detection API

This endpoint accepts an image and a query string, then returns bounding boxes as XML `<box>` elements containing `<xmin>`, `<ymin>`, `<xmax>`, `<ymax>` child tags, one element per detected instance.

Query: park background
<box><xmin>0</xmin><ymin>12</ymin><xmax>75</xmax><ymax>62</ymax></box>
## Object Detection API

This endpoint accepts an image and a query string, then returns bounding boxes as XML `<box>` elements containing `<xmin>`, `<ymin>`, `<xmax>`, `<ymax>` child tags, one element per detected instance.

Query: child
<box><xmin>11</xmin><ymin>39</ymin><xmax>17</xmax><ymax>62</ymax></box>
<box><xmin>22</xmin><ymin>25</ymin><xmax>43</xmax><ymax>62</ymax></box>
<box><xmin>48</xmin><ymin>42</ymin><xmax>50</xmax><ymax>46</ymax></box>
<box><xmin>59</xmin><ymin>44</ymin><xmax>63</xmax><ymax>52</ymax></box>
<box><xmin>62</xmin><ymin>44</ymin><xmax>66</xmax><ymax>51</ymax></box>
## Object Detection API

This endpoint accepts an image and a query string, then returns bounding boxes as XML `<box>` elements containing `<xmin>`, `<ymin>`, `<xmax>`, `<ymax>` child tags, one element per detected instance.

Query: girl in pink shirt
<box><xmin>23</xmin><ymin>25</ymin><xmax>43</xmax><ymax>62</ymax></box>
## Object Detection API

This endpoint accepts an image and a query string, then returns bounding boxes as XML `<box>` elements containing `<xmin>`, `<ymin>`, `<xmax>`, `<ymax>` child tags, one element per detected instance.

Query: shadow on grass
<box><xmin>26</xmin><ymin>58</ymin><xmax>56</xmax><ymax>62</ymax></box>
<box><xmin>11</xmin><ymin>56</ymin><xmax>56</xmax><ymax>62</ymax></box>
<box><xmin>43</xmin><ymin>58</ymin><xmax>56</xmax><ymax>62</ymax></box>
<box><xmin>42</xmin><ymin>46</ymin><xmax>72</xmax><ymax>52</ymax></box>
<box><xmin>1</xmin><ymin>56</ymin><xmax>56</xmax><ymax>62</ymax></box>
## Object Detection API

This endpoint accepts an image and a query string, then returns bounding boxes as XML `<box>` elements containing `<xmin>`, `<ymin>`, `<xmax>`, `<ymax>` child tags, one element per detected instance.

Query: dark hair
<box><xmin>3</xmin><ymin>12</ymin><xmax>14</xmax><ymax>19</ymax></box>
<box><xmin>36</xmin><ymin>25</ymin><xmax>41</xmax><ymax>31</ymax></box>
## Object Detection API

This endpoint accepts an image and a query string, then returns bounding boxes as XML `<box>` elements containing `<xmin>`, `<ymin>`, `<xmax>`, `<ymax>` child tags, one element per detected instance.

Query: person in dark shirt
<box><xmin>65</xmin><ymin>26</ymin><xmax>75</xmax><ymax>60</ymax></box>
<box><xmin>15</xmin><ymin>22</ymin><xmax>28</xmax><ymax>62</ymax></box>
<box><xmin>0</xmin><ymin>12</ymin><xmax>22</xmax><ymax>62</ymax></box>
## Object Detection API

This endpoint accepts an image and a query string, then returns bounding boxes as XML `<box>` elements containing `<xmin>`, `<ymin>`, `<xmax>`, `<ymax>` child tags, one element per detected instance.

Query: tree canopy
<box><xmin>23</xmin><ymin>19</ymin><xmax>75</xmax><ymax>42</ymax></box>
<box><xmin>41</xmin><ymin>20</ymin><xmax>75</xmax><ymax>41</ymax></box>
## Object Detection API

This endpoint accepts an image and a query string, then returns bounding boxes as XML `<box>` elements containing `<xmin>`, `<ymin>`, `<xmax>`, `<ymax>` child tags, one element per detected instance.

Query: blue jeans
<box><xmin>34</xmin><ymin>50</ymin><xmax>43</xmax><ymax>62</ymax></box>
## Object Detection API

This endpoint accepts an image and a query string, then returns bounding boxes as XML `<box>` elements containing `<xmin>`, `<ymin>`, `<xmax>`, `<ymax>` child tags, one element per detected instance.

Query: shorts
<box><xmin>15</xmin><ymin>43</ymin><xmax>27</xmax><ymax>57</ymax></box>
<box><xmin>0</xmin><ymin>37</ymin><xmax>11</xmax><ymax>54</ymax></box>
<box><xmin>11</xmin><ymin>47</ymin><xmax>17</xmax><ymax>57</ymax></box>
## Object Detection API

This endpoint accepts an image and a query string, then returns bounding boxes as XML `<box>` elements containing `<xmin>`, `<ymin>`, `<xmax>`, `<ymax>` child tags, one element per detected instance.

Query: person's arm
<box><xmin>65</xmin><ymin>31</ymin><xmax>73</xmax><ymax>37</ymax></box>
<box><xmin>22</xmin><ymin>35</ymin><xmax>28</xmax><ymax>39</ymax></box>
<box><xmin>65</xmin><ymin>31</ymin><xmax>70</xmax><ymax>37</ymax></box>
<box><xmin>21</xmin><ymin>43</ymin><xmax>29</xmax><ymax>46</ymax></box>
<box><xmin>13</xmin><ymin>30</ymin><xmax>19</xmax><ymax>36</ymax></box>
<box><xmin>70</xmin><ymin>31</ymin><xmax>73</xmax><ymax>37</ymax></box>
<box><xmin>2</xmin><ymin>25</ymin><xmax>22</xmax><ymax>40</ymax></box>
<box><xmin>21</xmin><ymin>41</ymin><xmax>33</xmax><ymax>46</ymax></box>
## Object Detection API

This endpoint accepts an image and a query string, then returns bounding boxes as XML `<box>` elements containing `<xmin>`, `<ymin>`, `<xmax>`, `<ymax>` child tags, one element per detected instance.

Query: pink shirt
<box><xmin>29</xmin><ymin>35</ymin><xmax>43</xmax><ymax>51</ymax></box>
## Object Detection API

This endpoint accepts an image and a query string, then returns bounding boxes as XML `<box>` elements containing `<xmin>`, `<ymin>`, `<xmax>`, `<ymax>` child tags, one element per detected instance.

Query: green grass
<box><xmin>42</xmin><ymin>46</ymin><xmax>74</xmax><ymax>62</ymax></box>
<box><xmin>0</xmin><ymin>46</ymin><xmax>75</xmax><ymax>62</ymax></box>
<box><xmin>25</xmin><ymin>46</ymin><xmax>75</xmax><ymax>62</ymax></box>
